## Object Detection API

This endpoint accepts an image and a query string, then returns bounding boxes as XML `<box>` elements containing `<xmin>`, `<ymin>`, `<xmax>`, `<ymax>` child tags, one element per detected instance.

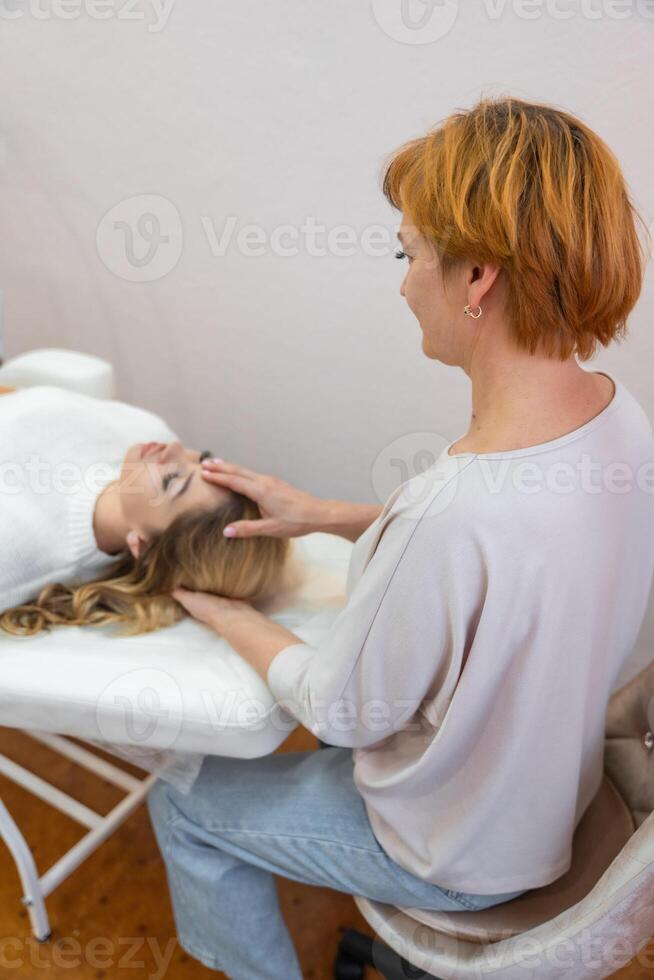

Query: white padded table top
<box><xmin>0</xmin><ymin>533</ymin><xmax>353</xmax><ymax>759</ymax></box>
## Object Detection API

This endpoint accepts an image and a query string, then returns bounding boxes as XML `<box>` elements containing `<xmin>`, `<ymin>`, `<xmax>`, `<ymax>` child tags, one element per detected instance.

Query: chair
<box><xmin>335</xmin><ymin>658</ymin><xmax>654</xmax><ymax>979</ymax></box>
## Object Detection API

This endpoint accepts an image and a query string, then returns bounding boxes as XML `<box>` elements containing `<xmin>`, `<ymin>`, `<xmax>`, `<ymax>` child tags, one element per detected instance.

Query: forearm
<box><xmin>219</xmin><ymin>609</ymin><xmax>305</xmax><ymax>684</ymax></box>
<box><xmin>313</xmin><ymin>498</ymin><xmax>383</xmax><ymax>543</ymax></box>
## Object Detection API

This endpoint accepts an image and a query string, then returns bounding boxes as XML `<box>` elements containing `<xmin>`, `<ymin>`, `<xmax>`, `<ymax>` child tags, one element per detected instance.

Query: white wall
<box><xmin>0</xmin><ymin>1</ymin><xmax>652</xmax><ymax>683</ymax></box>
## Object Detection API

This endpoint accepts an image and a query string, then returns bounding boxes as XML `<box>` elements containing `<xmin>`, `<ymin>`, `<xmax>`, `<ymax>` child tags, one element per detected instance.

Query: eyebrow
<box><xmin>397</xmin><ymin>230</ymin><xmax>405</xmax><ymax>243</ymax></box>
<box><xmin>173</xmin><ymin>471</ymin><xmax>194</xmax><ymax>500</ymax></box>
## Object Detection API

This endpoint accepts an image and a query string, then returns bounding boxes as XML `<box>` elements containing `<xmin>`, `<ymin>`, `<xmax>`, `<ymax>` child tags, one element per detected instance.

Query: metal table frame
<box><xmin>0</xmin><ymin>730</ymin><xmax>158</xmax><ymax>941</ymax></box>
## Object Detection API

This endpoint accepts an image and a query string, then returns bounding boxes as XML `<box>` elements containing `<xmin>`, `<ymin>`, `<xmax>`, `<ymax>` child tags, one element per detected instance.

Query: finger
<box><xmin>171</xmin><ymin>586</ymin><xmax>200</xmax><ymax>605</ymax></box>
<box><xmin>201</xmin><ymin>470</ymin><xmax>263</xmax><ymax>499</ymax></box>
<box><xmin>222</xmin><ymin>519</ymin><xmax>278</xmax><ymax>539</ymax></box>
<box><xmin>201</xmin><ymin>460</ymin><xmax>262</xmax><ymax>481</ymax></box>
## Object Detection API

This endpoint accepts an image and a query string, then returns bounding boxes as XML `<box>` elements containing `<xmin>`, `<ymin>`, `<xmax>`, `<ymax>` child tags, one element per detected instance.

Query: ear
<box><xmin>126</xmin><ymin>529</ymin><xmax>148</xmax><ymax>561</ymax></box>
<box><xmin>468</xmin><ymin>261</ymin><xmax>502</xmax><ymax>307</ymax></box>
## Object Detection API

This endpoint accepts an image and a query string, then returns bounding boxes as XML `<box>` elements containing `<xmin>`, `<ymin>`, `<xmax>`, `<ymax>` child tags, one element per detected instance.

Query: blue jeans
<box><xmin>146</xmin><ymin>746</ymin><xmax>524</xmax><ymax>979</ymax></box>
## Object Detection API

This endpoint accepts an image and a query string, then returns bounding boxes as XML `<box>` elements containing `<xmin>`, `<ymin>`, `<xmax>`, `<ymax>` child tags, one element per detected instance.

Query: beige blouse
<box><xmin>267</xmin><ymin>373</ymin><xmax>654</xmax><ymax>893</ymax></box>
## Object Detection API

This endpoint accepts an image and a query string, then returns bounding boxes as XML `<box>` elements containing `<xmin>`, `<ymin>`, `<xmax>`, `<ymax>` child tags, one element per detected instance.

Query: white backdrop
<box><xmin>0</xmin><ymin>1</ymin><xmax>652</xmax><ymax>683</ymax></box>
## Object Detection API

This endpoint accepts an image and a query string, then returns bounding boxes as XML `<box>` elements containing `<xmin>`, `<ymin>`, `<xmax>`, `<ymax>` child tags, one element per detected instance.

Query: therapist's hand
<box><xmin>171</xmin><ymin>586</ymin><xmax>257</xmax><ymax>634</ymax></box>
<box><xmin>200</xmin><ymin>459</ymin><xmax>324</xmax><ymax>539</ymax></box>
<box><xmin>171</xmin><ymin>585</ymin><xmax>305</xmax><ymax>683</ymax></box>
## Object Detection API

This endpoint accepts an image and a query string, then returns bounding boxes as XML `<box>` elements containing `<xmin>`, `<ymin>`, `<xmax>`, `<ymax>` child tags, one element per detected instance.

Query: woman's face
<box><xmin>396</xmin><ymin>213</ymin><xmax>500</xmax><ymax>366</ymax></box>
<box><xmin>118</xmin><ymin>441</ymin><xmax>229</xmax><ymax>537</ymax></box>
<box><xmin>396</xmin><ymin>214</ymin><xmax>467</xmax><ymax>366</ymax></box>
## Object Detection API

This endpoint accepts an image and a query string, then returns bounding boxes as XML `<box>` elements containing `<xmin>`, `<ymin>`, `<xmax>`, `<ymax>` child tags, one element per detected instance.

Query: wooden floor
<box><xmin>0</xmin><ymin>724</ymin><xmax>652</xmax><ymax>980</ymax></box>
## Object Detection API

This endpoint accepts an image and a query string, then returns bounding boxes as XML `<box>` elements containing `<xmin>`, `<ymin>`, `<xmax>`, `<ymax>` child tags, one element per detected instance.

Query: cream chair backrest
<box><xmin>604</xmin><ymin>657</ymin><xmax>654</xmax><ymax>826</ymax></box>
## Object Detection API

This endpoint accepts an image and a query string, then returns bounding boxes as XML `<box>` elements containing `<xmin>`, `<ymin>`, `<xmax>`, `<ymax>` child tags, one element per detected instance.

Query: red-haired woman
<box><xmin>148</xmin><ymin>97</ymin><xmax>654</xmax><ymax>979</ymax></box>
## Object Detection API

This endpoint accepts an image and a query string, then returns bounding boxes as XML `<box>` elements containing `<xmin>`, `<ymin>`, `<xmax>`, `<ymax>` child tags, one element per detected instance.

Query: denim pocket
<box><xmin>440</xmin><ymin>888</ymin><xmax>486</xmax><ymax>911</ymax></box>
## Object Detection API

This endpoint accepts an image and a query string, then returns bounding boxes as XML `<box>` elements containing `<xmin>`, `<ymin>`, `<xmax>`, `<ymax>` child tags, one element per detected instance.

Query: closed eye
<box><xmin>395</xmin><ymin>249</ymin><xmax>407</xmax><ymax>260</ymax></box>
<box><xmin>162</xmin><ymin>472</ymin><xmax>179</xmax><ymax>491</ymax></box>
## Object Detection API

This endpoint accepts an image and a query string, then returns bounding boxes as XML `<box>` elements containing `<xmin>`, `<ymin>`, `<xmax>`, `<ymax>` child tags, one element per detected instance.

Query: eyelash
<box><xmin>395</xmin><ymin>249</ymin><xmax>408</xmax><ymax>261</ymax></box>
<box><xmin>163</xmin><ymin>472</ymin><xmax>179</xmax><ymax>491</ymax></box>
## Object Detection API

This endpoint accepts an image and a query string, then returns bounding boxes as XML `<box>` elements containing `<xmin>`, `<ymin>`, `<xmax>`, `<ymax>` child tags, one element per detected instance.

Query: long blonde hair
<box><xmin>0</xmin><ymin>490</ymin><xmax>290</xmax><ymax>637</ymax></box>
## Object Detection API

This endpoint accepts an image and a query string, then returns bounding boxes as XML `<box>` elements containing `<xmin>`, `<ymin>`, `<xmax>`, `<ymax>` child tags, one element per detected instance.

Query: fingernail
<box><xmin>204</xmin><ymin>457</ymin><xmax>224</xmax><ymax>465</ymax></box>
<box><xmin>223</xmin><ymin>526</ymin><xmax>236</xmax><ymax>537</ymax></box>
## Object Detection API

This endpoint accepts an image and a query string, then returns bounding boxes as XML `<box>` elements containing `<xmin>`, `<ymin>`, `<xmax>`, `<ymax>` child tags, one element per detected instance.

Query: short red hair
<box><xmin>382</xmin><ymin>96</ymin><xmax>648</xmax><ymax>361</ymax></box>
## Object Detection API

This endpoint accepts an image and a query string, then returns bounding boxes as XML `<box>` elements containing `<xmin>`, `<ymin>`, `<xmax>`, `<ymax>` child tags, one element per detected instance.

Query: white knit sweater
<box><xmin>0</xmin><ymin>386</ymin><xmax>177</xmax><ymax>612</ymax></box>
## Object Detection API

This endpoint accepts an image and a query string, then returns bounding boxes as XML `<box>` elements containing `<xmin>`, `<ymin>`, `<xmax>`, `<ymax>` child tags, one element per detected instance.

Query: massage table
<box><xmin>0</xmin><ymin>349</ymin><xmax>354</xmax><ymax>941</ymax></box>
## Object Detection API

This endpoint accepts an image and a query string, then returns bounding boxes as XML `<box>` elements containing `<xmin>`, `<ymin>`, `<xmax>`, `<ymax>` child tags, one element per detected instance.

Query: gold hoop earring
<box><xmin>464</xmin><ymin>304</ymin><xmax>482</xmax><ymax>319</ymax></box>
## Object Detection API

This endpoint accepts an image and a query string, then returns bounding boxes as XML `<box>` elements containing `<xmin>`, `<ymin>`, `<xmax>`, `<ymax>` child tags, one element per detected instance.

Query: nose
<box><xmin>400</xmin><ymin>274</ymin><xmax>407</xmax><ymax>298</ymax></box>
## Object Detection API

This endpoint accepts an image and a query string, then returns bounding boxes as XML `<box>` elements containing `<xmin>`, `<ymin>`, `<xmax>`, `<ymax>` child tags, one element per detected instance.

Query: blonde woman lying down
<box><xmin>0</xmin><ymin>385</ymin><xmax>291</xmax><ymax>636</ymax></box>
